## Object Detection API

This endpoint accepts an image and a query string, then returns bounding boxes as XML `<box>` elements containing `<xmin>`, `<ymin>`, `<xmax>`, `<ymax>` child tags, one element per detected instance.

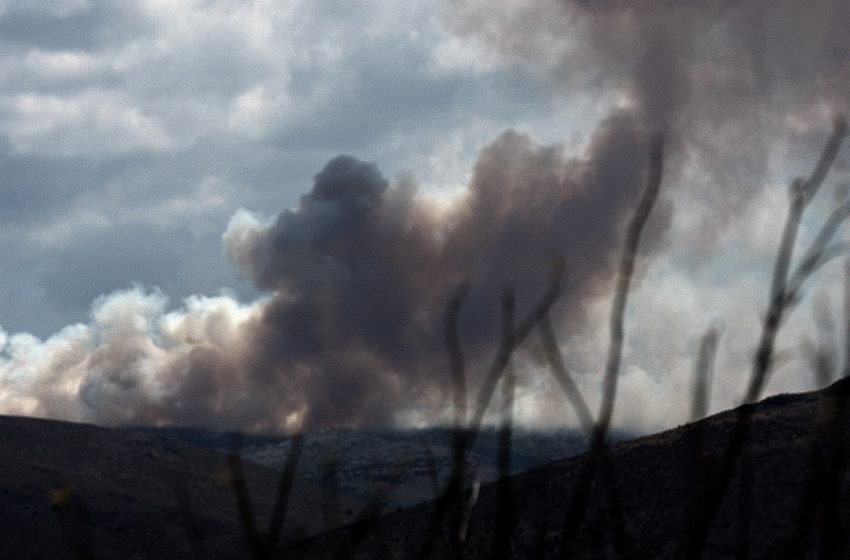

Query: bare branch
<box><xmin>691</xmin><ymin>328</ymin><xmax>720</xmax><ymax>422</ymax></box>
<box><xmin>538</xmin><ymin>313</ymin><xmax>594</xmax><ymax>434</ymax></box>
<box><xmin>595</xmin><ymin>134</ymin><xmax>664</xmax><ymax>445</ymax></box>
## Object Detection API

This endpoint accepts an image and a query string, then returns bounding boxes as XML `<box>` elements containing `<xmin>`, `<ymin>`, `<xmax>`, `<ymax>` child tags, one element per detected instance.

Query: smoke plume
<box><xmin>0</xmin><ymin>111</ymin><xmax>664</xmax><ymax>431</ymax></box>
<box><xmin>451</xmin><ymin>0</ymin><xmax>850</xmax><ymax>225</ymax></box>
<box><xmin>5</xmin><ymin>1</ymin><xmax>849</xmax><ymax>431</ymax></box>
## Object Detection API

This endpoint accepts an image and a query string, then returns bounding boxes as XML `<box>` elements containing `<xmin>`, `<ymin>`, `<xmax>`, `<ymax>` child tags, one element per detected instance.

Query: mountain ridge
<box><xmin>282</xmin><ymin>378</ymin><xmax>850</xmax><ymax>559</ymax></box>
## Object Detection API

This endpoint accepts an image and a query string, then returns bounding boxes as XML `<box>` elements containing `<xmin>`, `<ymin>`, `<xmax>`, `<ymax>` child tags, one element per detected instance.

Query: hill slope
<box><xmin>132</xmin><ymin>426</ymin><xmax>599</xmax><ymax>510</ymax></box>
<box><xmin>284</xmin><ymin>378</ymin><xmax>850</xmax><ymax>559</ymax></box>
<box><xmin>0</xmin><ymin>415</ymin><xmax>364</xmax><ymax>559</ymax></box>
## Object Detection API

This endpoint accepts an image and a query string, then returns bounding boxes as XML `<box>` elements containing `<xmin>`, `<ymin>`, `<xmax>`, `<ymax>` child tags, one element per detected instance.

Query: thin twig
<box><xmin>264</xmin><ymin>433</ymin><xmax>304</xmax><ymax>557</ymax></box>
<box><xmin>594</xmin><ymin>134</ymin><xmax>664</xmax><ymax>447</ymax></box>
<box><xmin>415</xmin><ymin>286</ymin><xmax>473</xmax><ymax>560</ymax></box>
<box><xmin>747</xmin><ymin>119</ymin><xmax>848</xmax><ymax>403</ymax></box>
<box><xmin>683</xmin><ymin>117</ymin><xmax>848</xmax><ymax>559</ymax></box>
<box><xmin>227</xmin><ymin>434</ymin><xmax>262</xmax><ymax>556</ymax></box>
<box><xmin>538</xmin><ymin>313</ymin><xmax>594</xmax><ymax>435</ymax></box>
<box><xmin>844</xmin><ymin>259</ymin><xmax>850</xmax><ymax>377</ymax></box>
<box><xmin>493</xmin><ymin>287</ymin><xmax>518</xmax><ymax>560</ymax></box>
<box><xmin>467</xmin><ymin>261</ymin><xmax>564</xmax><ymax>445</ymax></box>
<box><xmin>691</xmin><ymin>328</ymin><xmax>720</xmax><ymax>423</ymax></box>
<box><xmin>559</xmin><ymin>136</ymin><xmax>664</xmax><ymax>559</ymax></box>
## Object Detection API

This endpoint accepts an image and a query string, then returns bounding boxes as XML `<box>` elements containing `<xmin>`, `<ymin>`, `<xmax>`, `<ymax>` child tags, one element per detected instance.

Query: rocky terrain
<box><xmin>135</xmin><ymin>426</ymin><xmax>598</xmax><ymax>510</ymax></box>
<box><xmin>0</xmin><ymin>418</ymin><xmax>596</xmax><ymax>558</ymax></box>
<box><xmin>0</xmin><ymin>416</ymin><xmax>365</xmax><ymax>559</ymax></box>
<box><xmin>3</xmin><ymin>378</ymin><xmax>849</xmax><ymax>559</ymax></box>
<box><xmin>283</xmin><ymin>378</ymin><xmax>850</xmax><ymax>559</ymax></box>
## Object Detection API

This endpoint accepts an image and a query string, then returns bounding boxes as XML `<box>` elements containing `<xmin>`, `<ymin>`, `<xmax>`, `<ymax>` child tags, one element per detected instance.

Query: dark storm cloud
<box><xmin>572</xmin><ymin>0</ymin><xmax>850</xmax><ymax>129</ymax></box>
<box><xmin>0</xmin><ymin>0</ymin><xmax>498</xmax><ymax>340</ymax></box>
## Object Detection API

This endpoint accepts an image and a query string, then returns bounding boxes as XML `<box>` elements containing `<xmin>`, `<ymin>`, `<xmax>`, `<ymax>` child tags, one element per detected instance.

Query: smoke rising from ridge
<box><xmin>4</xmin><ymin>1</ymin><xmax>850</xmax><ymax>431</ymax></box>
<box><xmin>0</xmin><ymin>111</ymin><xmax>664</xmax><ymax>431</ymax></box>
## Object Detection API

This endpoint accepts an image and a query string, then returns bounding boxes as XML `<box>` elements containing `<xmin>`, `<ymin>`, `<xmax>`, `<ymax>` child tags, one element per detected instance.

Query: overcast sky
<box><xmin>1</xmin><ymin>1</ymin><xmax>850</xmax><ymax>433</ymax></box>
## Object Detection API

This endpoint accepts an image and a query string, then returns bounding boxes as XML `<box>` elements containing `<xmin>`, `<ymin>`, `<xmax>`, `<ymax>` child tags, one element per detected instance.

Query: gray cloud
<box><xmin>0</xmin><ymin>1</ymin><xmax>149</xmax><ymax>51</ymax></box>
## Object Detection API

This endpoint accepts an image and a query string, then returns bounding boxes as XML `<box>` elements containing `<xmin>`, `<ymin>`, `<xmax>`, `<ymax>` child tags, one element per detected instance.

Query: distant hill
<box><xmin>5</xmin><ymin>378</ymin><xmax>845</xmax><ymax>560</ymax></box>
<box><xmin>0</xmin><ymin>416</ymin><xmax>365</xmax><ymax>559</ymax></box>
<box><xmin>0</xmin><ymin>417</ymin><xmax>602</xmax><ymax>558</ymax></box>
<box><xmin>132</xmin><ymin>425</ymin><xmax>608</xmax><ymax>509</ymax></box>
<box><xmin>283</xmin><ymin>378</ymin><xmax>850</xmax><ymax>559</ymax></box>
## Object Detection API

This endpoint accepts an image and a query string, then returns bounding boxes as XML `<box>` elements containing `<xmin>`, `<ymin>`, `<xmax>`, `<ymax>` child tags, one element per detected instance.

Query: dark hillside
<box><xmin>283</xmin><ymin>378</ymin><xmax>850</xmax><ymax>559</ymax></box>
<box><xmin>135</xmin><ymin>426</ymin><xmax>602</xmax><ymax>509</ymax></box>
<box><xmin>0</xmin><ymin>415</ymin><xmax>364</xmax><ymax>559</ymax></box>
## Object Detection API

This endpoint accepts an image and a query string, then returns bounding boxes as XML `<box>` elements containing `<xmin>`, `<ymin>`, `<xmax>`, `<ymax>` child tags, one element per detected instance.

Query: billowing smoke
<box><xmin>448</xmin><ymin>0</ymin><xmax>850</xmax><ymax>427</ymax></box>
<box><xmin>0</xmin><ymin>111</ymin><xmax>664</xmax><ymax>431</ymax></box>
<box><xmin>451</xmin><ymin>0</ymin><xmax>850</xmax><ymax>226</ymax></box>
<box><xmin>226</xmin><ymin>111</ymin><xmax>662</xmax><ymax>429</ymax></box>
<box><xmin>453</xmin><ymin>0</ymin><xmax>850</xmax><ymax>125</ymax></box>
<box><xmin>5</xmin><ymin>1</ymin><xmax>849</xmax><ymax>432</ymax></box>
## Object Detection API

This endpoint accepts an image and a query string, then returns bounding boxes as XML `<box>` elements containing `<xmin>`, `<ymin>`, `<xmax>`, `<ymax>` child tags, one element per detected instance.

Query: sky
<box><xmin>1</xmin><ymin>0</ymin><xmax>850</xmax><ymax>434</ymax></box>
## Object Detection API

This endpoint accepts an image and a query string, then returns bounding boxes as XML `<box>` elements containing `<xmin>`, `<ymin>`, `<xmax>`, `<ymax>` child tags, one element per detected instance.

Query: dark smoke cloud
<box><xmin>451</xmin><ymin>0</ymin><xmax>850</xmax><ymax>231</ymax></box>
<box><xmin>16</xmin><ymin>0</ymin><xmax>849</xmax><ymax>431</ymax></box>
<box><xmin>220</xmin><ymin>110</ymin><xmax>664</xmax><ymax>429</ymax></box>
<box><xmin>2</xmin><ymin>111</ymin><xmax>663</xmax><ymax>431</ymax></box>
<box><xmin>1</xmin><ymin>110</ymin><xmax>663</xmax><ymax>431</ymax></box>
<box><xmin>454</xmin><ymin>0</ymin><xmax>850</xmax><ymax>126</ymax></box>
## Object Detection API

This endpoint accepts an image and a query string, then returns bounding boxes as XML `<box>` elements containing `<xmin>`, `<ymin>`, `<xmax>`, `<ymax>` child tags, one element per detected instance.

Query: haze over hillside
<box><xmin>132</xmin><ymin>426</ymin><xmax>611</xmax><ymax>509</ymax></box>
<box><xmin>0</xmin><ymin>417</ymin><xmax>599</xmax><ymax>558</ymax></box>
<box><xmin>285</xmin><ymin>378</ymin><xmax>850</xmax><ymax>560</ymax></box>
<box><xmin>0</xmin><ymin>416</ymin><xmax>364</xmax><ymax>559</ymax></box>
<box><xmin>3</xmin><ymin>378</ymin><xmax>848</xmax><ymax>559</ymax></box>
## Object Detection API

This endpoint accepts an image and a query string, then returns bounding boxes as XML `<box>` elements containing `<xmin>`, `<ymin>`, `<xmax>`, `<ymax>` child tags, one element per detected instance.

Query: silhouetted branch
<box><xmin>676</xmin><ymin>330</ymin><xmax>721</xmax><ymax>557</ymax></box>
<box><xmin>684</xmin><ymin>116</ymin><xmax>848</xmax><ymax>559</ymax></box>
<box><xmin>446</xmin><ymin>283</ymin><xmax>470</xmax><ymax>431</ymax></box>
<box><xmin>594</xmin><ymin>134</ymin><xmax>664</xmax><ymax>447</ymax></box>
<box><xmin>493</xmin><ymin>287</ymin><xmax>517</xmax><ymax>560</ymax></box>
<box><xmin>538</xmin><ymin>313</ymin><xmax>594</xmax><ymax>434</ymax></box>
<box><xmin>264</xmin><ymin>433</ymin><xmax>304</xmax><ymax>557</ymax></box>
<box><xmin>467</xmin><ymin>260</ymin><xmax>564</xmax><ymax>444</ymax></box>
<box><xmin>691</xmin><ymin>328</ymin><xmax>720</xmax><ymax>422</ymax></box>
<box><xmin>843</xmin><ymin>259</ymin><xmax>850</xmax><ymax>377</ymax></box>
<box><xmin>419</xmin><ymin>436</ymin><xmax>442</xmax><ymax>501</ymax></box>
<box><xmin>783</xmin><ymin>198</ymin><xmax>850</xmax><ymax>308</ymax></box>
<box><xmin>746</xmin><ymin>118</ymin><xmax>848</xmax><ymax>404</ymax></box>
<box><xmin>802</xmin><ymin>296</ymin><xmax>838</xmax><ymax>387</ymax></box>
<box><xmin>416</xmin><ymin>285</ymin><xmax>474</xmax><ymax>560</ymax></box>
<box><xmin>799</xmin><ymin>116</ymin><xmax>848</xmax><ymax>203</ymax></box>
<box><xmin>559</xmin><ymin>136</ymin><xmax>664</xmax><ymax>560</ymax></box>
<box><xmin>227</xmin><ymin>435</ymin><xmax>263</xmax><ymax>556</ymax></box>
